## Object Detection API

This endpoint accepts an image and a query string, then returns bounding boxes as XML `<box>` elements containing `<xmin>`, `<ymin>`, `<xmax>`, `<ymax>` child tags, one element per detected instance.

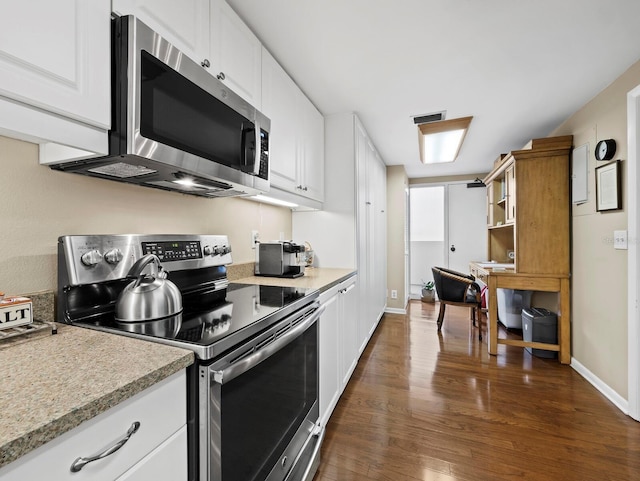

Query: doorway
<box><xmin>409</xmin><ymin>185</ymin><xmax>445</xmax><ymax>298</ymax></box>
<box><xmin>409</xmin><ymin>182</ymin><xmax>488</xmax><ymax>298</ymax></box>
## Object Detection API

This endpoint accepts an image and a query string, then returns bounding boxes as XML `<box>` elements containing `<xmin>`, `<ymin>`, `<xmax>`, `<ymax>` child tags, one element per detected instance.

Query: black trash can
<box><xmin>522</xmin><ymin>307</ymin><xmax>558</xmax><ymax>358</ymax></box>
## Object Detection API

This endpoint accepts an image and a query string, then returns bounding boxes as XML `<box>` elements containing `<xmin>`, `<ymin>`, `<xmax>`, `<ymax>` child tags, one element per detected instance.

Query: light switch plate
<box><xmin>614</xmin><ymin>230</ymin><xmax>628</xmax><ymax>250</ymax></box>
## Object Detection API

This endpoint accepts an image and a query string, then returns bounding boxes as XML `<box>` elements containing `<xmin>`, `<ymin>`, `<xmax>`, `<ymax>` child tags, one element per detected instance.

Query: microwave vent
<box><xmin>88</xmin><ymin>162</ymin><xmax>157</xmax><ymax>178</ymax></box>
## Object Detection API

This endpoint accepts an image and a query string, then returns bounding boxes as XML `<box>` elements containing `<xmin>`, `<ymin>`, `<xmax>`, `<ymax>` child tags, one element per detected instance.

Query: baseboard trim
<box><xmin>385</xmin><ymin>307</ymin><xmax>406</xmax><ymax>315</ymax></box>
<box><xmin>571</xmin><ymin>357</ymin><xmax>629</xmax><ymax>415</ymax></box>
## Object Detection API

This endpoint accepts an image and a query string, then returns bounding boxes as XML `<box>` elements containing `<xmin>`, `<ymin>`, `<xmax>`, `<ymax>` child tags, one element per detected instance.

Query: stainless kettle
<box><xmin>115</xmin><ymin>254</ymin><xmax>183</xmax><ymax>322</ymax></box>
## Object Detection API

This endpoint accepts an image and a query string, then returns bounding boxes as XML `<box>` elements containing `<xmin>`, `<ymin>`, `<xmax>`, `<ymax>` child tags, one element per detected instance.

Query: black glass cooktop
<box><xmin>75</xmin><ymin>283</ymin><xmax>318</xmax><ymax>360</ymax></box>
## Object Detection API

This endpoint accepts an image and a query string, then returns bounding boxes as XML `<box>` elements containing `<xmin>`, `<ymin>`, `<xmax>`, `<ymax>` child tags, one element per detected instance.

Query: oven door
<box><xmin>199</xmin><ymin>302</ymin><xmax>324</xmax><ymax>481</ymax></box>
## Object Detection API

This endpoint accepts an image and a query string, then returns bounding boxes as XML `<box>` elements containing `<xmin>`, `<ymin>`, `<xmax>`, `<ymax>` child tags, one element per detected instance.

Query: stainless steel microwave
<box><xmin>51</xmin><ymin>15</ymin><xmax>270</xmax><ymax>198</ymax></box>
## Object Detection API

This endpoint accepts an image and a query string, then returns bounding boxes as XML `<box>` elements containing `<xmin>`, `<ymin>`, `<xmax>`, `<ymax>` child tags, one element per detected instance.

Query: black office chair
<box><xmin>431</xmin><ymin>266</ymin><xmax>483</xmax><ymax>340</ymax></box>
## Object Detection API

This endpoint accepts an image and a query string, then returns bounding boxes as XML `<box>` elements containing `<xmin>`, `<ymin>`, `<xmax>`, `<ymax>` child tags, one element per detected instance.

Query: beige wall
<box><xmin>0</xmin><ymin>136</ymin><xmax>291</xmax><ymax>296</ymax></box>
<box><xmin>551</xmin><ymin>60</ymin><xmax>640</xmax><ymax>398</ymax></box>
<box><xmin>386</xmin><ymin>165</ymin><xmax>408</xmax><ymax>310</ymax></box>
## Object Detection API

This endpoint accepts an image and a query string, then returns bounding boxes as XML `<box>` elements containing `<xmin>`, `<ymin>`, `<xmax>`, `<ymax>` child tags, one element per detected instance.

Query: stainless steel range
<box><xmin>57</xmin><ymin>234</ymin><xmax>324</xmax><ymax>481</ymax></box>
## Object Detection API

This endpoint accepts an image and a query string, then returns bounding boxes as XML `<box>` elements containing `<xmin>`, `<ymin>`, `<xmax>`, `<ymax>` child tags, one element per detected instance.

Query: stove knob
<box><xmin>212</xmin><ymin>245</ymin><xmax>221</xmax><ymax>256</ymax></box>
<box><xmin>220</xmin><ymin>245</ymin><xmax>232</xmax><ymax>255</ymax></box>
<box><xmin>203</xmin><ymin>245</ymin><xmax>213</xmax><ymax>256</ymax></box>
<box><xmin>80</xmin><ymin>249</ymin><xmax>103</xmax><ymax>266</ymax></box>
<box><xmin>104</xmin><ymin>248</ymin><xmax>123</xmax><ymax>264</ymax></box>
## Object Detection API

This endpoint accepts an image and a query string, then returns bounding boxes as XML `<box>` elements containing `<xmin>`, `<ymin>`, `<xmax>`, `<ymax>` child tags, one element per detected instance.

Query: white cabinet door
<box><xmin>339</xmin><ymin>277</ymin><xmax>359</xmax><ymax>387</ymax></box>
<box><xmin>355</xmin><ymin>126</ymin><xmax>387</xmax><ymax>350</ymax></box>
<box><xmin>262</xmin><ymin>47</ymin><xmax>299</xmax><ymax>193</ymax></box>
<box><xmin>210</xmin><ymin>0</ymin><xmax>262</xmax><ymax>108</ymax></box>
<box><xmin>318</xmin><ymin>276</ymin><xmax>358</xmax><ymax>427</ymax></box>
<box><xmin>318</xmin><ymin>289</ymin><xmax>340</xmax><ymax>427</ymax></box>
<box><xmin>116</xmin><ymin>426</ymin><xmax>188</xmax><ymax>481</ymax></box>
<box><xmin>112</xmin><ymin>0</ymin><xmax>210</xmax><ymax>66</ymax></box>
<box><xmin>0</xmin><ymin>0</ymin><xmax>110</xmax><ymax>128</ymax></box>
<box><xmin>371</xmin><ymin>150</ymin><xmax>388</xmax><ymax>326</ymax></box>
<box><xmin>299</xmin><ymin>94</ymin><xmax>325</xmax><ymax>202</ymax></box>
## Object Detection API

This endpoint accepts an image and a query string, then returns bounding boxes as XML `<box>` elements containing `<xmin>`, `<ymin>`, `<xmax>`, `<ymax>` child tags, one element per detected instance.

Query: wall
<box><xmin>386</xmin><ymin>165</ymin><xmax>408</xmax><ymax>311</ymax></box>
<box><xmin>0</xmin><ymin>136</ymin><xmax>291</xmax><ymax>296</ymax></box>
<box><xmin>551</xmin><ymin>60</ymin><xmax>640</xmax><ymax>398</ymax></box>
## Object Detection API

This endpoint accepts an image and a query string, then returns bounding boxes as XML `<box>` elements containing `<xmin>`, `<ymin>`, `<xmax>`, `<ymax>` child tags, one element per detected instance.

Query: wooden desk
<box><xmin>470</xmin><ymin>263</ymin><xmax>571</xmax><ymax>364</ymax></box>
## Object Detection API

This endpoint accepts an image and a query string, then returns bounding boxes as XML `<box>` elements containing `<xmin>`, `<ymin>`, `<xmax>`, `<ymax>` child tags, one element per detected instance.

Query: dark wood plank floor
<box><xmin>313</xmin><ymin>300</ymin><xmax>640</xmax><ymax>481</ymax></box>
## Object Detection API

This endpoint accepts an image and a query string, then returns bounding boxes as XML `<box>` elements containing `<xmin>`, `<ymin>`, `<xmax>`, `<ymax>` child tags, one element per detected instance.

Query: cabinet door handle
<box><xmin>201</xmin><ymin>59</ymin><xmax>210</xmax><ymax>68</ymax></box>
<box><xmin>340</xmin><ymin>283</ymin><xmax>356</xmax><ymax>295</ymax></box>
<box><xmin>217</xmin><ymin>72</ymin><xmax>226</xmax><ymax>80</ymax></box>
<box><xmin>69</xmin><ymin>421</ymin><xmax>141</xmax><ymax>473</ymax></box>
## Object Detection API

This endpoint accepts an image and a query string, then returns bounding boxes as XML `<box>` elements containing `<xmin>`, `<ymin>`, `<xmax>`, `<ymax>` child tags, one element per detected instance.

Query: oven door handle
<box><xmin>212</xmin><ymin>304</ymin><xmax>325</xmax><ymax>385</ymax></box>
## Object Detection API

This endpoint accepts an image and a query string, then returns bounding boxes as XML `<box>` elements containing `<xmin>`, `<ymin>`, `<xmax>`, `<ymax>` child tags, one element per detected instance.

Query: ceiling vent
<box><xmin>413</xmin><ymin>111</ymin><xmax>446</xmax><ymax>125</ymax></box>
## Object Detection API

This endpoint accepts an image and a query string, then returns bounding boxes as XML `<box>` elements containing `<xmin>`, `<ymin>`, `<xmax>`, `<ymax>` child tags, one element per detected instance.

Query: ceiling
<box><xmin>227</xmin><ymin>0</ymin><xmax>640</xmax><ymax>179</ymax></box>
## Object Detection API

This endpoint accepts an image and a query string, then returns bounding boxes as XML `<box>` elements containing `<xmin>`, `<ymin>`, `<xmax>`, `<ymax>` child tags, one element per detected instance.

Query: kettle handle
<box><xmin>127</xmin><ymin>254</ymin><xmax>163</xmax><ymax>287</ymax></box>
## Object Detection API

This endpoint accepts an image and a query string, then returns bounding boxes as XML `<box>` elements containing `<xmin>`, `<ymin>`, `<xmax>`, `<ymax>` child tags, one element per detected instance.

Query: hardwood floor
<box><xmin>313</xmin><ymin>300</ymin><xmax>640</xmax><ymax>481</ymax></box>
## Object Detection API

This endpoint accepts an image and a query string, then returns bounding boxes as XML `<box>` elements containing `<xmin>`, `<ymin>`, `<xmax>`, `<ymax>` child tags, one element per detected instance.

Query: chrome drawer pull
<box><xmin>69</xmin><ymin>421</ymin><xmax>141</xmax><ymax>473</ymax></box>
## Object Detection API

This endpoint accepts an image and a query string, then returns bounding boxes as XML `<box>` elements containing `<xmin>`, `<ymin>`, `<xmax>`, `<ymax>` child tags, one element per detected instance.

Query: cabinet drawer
<box><xmin>116</xmin><ymin>426</ymin><xmax>187</xmax><ymax>481</ymax></box>
<box><xmin>0</xmin><ymin>371</ymin><xmax>186</xmax><ymax>481</ymax></box>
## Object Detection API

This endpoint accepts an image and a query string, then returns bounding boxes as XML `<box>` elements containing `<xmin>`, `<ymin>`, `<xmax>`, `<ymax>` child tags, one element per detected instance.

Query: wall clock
<box><xmin>595</xmin><ymin>139</ymin><xmax>616</xmax><ymax>161</ymax></box>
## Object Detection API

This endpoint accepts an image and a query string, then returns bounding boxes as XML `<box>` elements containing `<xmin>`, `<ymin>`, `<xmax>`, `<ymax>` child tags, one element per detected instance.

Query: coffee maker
<box><xmin>255</xmin><ymin>241</ymin><xmax>306</xmax><ymax>278</ymax></box>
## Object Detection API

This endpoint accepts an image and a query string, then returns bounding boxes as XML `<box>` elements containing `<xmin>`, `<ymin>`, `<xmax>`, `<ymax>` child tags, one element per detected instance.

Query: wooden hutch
<box><xmin>470</xmin><ymin>135</ymin><xmax>573</xmax><ymax>363</ymax></box>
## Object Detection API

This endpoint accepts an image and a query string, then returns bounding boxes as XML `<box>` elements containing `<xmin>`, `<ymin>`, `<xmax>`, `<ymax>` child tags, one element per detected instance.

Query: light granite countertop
<box><xmin>234</xmin><ymin>267</ymin><xmax>356</xmax><ymax>292</ymax></box>
<box><xmin>0</xmin><ymin>324</ymin><xmax>193</xmax><ymax>468</ymax></box>
<box><xmin>0</xmin><ymin>267</ymin><xmax>353</xmax><ymax>470</ymax></box>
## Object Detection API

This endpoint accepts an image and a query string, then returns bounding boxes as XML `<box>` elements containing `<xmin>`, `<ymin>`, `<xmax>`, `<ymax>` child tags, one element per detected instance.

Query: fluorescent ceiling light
<box><xmin>251</xmin><ymin>194</ymin><xmax>299</xmax><ymax>208</ymax></box>
<box><xmin>417</xmin><ymin>116</ymin><xmax>473</xmax><ymax>164</ymax></box>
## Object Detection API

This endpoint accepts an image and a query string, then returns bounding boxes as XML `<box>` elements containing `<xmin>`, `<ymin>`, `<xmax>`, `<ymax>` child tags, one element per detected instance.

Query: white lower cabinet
<box><xmin>0</xmin><ymin>371</ymin><xmax>187</xmax><ymax>481</ymax></box>
<box><xmin>319</xmin><ymin>275</ymin><xmax>357</xmax><ymax>427</ymax></box>
<box><xmin>116</xmin><ymin>426</ymin><xmax>187</xmax><ymax>480</ymax></box>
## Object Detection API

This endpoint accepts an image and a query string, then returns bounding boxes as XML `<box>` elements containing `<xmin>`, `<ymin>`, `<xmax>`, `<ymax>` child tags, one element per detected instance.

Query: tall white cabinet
<box><xmin>294</xmin><ymin>112</ymin><xmax>387</xmax><ymax>356</ymax></box>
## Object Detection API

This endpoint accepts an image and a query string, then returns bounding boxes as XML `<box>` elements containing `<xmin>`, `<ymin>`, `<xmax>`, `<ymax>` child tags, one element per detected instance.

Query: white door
<box><xmin>446</xmin><ymin>183</ymin><xmax>488</xmax><ymax>273</ymax></box>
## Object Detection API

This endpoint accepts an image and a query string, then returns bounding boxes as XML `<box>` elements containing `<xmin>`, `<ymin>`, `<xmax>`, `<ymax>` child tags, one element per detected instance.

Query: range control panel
<box><xmin>59</xmin><ymin>234</ymin><xmax>232</xmax><ymax>286</ymax></box>
<box><xmin>142</xmin><ymin>240</ymin><xmax>203</xmax><ymax>262</ymax></box>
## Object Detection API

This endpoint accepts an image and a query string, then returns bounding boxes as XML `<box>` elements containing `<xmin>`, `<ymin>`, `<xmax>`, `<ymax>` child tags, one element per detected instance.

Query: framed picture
<box><xmin>595</xmin><ymin>160</ymin><xmax>621</xmax><ymax>212</ymax></box>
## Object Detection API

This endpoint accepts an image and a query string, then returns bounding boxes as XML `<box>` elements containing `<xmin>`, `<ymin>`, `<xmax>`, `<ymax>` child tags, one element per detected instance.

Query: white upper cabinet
<box><xmin>113</xmin><ymin>0</ymin><xmax>262</xmax><ymax>108</ymax></box>
<box><xmin>0</xmin><ymin>0</ymin><xmax>110</xmax><ymax>138</ymax></box>
<box><xmin>112</xmin><ymin>0</ymin><xmax>210</xmax><ymax>64</ymax></box>
<box><xmin>262</xmin><ymin>47</ymin><xmax>324</xmax><ymax>204</ymax></box>
<box><xmin>262</xmin><ymin>47</ymin><xmax>300</xmax><ymax>194</ymax></box>
<box><xmin>210</xmin><ymin>0</ymin><xmax>262</xmax><ymax>108</ymax></box>
<box><xmin>0</xmin><ymin>0</ymin><xmax>110</xmax><ymax>128</ymax></box>
<box><xmin>298</xmin><ymin>93</ymin><xmax>325</xmax><ymax>202</ymax></box>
